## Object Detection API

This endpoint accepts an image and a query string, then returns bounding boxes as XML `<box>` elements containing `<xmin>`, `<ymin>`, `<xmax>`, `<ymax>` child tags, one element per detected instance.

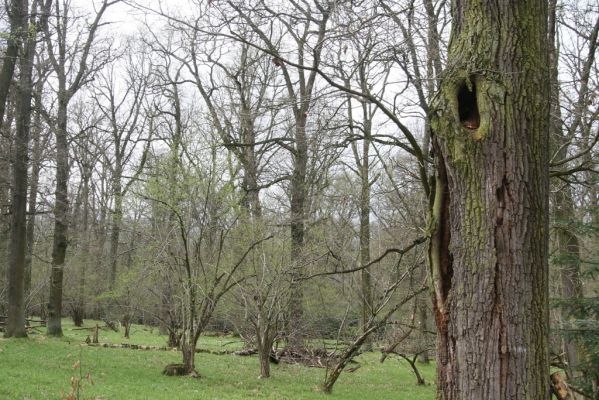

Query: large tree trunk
<box><xmin>47</xmin><ymin>97</ymin><xmax>69</xmax><ymax>336</ymax></box>
<box><xmin>429</xmin><ymin>1</ymin><xmax>550</xmax><ymax>399</ymax></box>
<box><xmin>0</xmin><ymin>0</ymin><xmax>23</xmax><ymax>129</ymax></box>
<box><xmin>5</xmin><ymin>0</ymin><xmax>34</xmax><ymax>338</ymax></box>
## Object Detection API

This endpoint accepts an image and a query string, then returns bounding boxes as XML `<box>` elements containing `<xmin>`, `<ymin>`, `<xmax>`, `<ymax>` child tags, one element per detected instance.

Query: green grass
<box><xmin>0</xmin><ymin>319</ymin><xmax>436</xmax><ymax>399</ymax></box>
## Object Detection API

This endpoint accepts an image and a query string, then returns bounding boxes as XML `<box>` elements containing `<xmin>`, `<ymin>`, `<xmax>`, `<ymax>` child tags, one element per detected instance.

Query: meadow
<box><xmin>0</xmin><ymin>320</ymin><xmax>436</xmax><ymax>400</ymax></box>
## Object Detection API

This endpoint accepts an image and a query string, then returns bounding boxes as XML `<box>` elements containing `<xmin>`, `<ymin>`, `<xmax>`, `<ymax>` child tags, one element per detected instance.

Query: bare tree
<box><xmin>219</xmin><ymin>0</ymin><xmax>337</xmax><ymax>349</ymax></box>
<box><xmin>548</xmin><ymin>0</ymin><xmax>599</xmax><ymax>388</ymax></box>
<box><xmin>24</xmin><ymin>56</ymin><xmax>51</xmax><ymax>304</ymax></box>
<box><xmin>143</xmin><ymin>118</ymin><xmax>271</xmax><ymax>375</ymax></box>
<box><xmin>234</xmin><ymin>236</ymin><xmax>290</xmax><ymax>379</ymax></box>
<box><xmin>41</xmin><ymin>0</ymin><xmax>118</xmax><ymax>336</ymax></box>
<box><xmin>4</xmin><ymin>0</ymin><xmax>39</xmax><ymax>338</ymax></box>
<box><xmin>0</xmin><ymin>0</ymin><xmax>26</xmax><ymax>128</ymax></box>
<box><xmin>91</xmin><ymin>45</ymin><xmax>151</xmax><ymax>290</ymax></box>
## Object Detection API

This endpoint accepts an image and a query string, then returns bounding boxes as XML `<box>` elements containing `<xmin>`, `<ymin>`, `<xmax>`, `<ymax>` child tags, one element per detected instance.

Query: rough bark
<box><xmin>0</xmin><ymin>98</ymin><xmax>14</xmax><ymax>297</ymax></box>
<box><xmin>429</xmin><ymin>1</ymin><xmax>550</xmax><ymax>399</ymax></box>
<box><xmin>346</xmin><ymin>75</ymin><xmax>374</xmax><ymax>346</ymax></box>
<box><xmin>259</xmin><ymin>348</ymin><xmax>271</xmax><ymax>379</ymax></box>
<box><xmin>108</xmin><ymin>162</ymin><xmax>123</xmax><ymax>289</ymax></box>
<box><xmin>257</xmin><ymin>329</ymin><xmax>275</xmax><ymax>378</ymax></box>
<box><xmin>287</xmin><ymin>113</ymin><xmax>308</xmax><ymax>349</ymax></box>
<box><xmin>358</xmin><ymin>111</ymin><xmax>373</xmax><ymax>343</ymax></box>
<box><xmin>5</xmin><ymin>0</ymin><xmax>34</xmax><ymax>338</ymax></box>
<box><xmin>44</xmin><ymin>0</ymin><xmax>112</xmax><ymax>336</ymax></box>
<box><xmin>24</xmin><ymin>86</ymin><xmax>44</xmax><ymax>300</ymax></box>
<box><xmin>181</xmin><ymin>340</ymin><xmax>197</xmax><ymax>376</ymax></box>
<box><xmin>0</xmin><ymin>0</ymin><xmax>23</xmax><ymax>129</ymax></box>
<box><xmin>47</xmin><ymin>95</ymin><xmax>69</xmax><ymax>336</ymax></box>
<box><xmin>74</xmin><ymin>160</ymin><xmax>92</xmax><ymax>327</ymax></box>
<box><xmin>416</xmin><ymin>295</ymin><xmax>430</xmax><ymax>364</ymax></box>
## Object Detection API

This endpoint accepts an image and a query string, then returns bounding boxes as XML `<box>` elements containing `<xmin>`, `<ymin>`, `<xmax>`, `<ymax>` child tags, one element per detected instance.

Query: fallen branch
<box><xmin>322</xmin><ymin>286</ymin><xmax>427</xmax><ymax>393</ymax></box>
<box><xmin>550</xmin><ymin>371</ymin><xmax>575</xmax><ymax>400</ymax></box>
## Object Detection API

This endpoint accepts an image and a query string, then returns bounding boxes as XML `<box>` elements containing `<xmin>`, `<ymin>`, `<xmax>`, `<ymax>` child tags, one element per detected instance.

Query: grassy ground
<box><xmin>0</xmin><ymin>319</ymin><xmax>436</xmax><ymax>399</ymax></box>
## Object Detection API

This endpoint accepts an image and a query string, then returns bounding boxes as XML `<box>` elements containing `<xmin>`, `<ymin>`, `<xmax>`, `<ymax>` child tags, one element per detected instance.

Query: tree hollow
<box><xmin>457</xmin><ymin>81</ymin><xmax>480</xmax><ymax>130</ymax></box>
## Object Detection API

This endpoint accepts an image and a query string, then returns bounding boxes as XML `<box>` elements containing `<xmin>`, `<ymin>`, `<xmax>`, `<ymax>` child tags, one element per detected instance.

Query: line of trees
<box><xmin>0</xmin><ymin>0</ymin><xmax>597</xmax><ymax>398</ymax></box>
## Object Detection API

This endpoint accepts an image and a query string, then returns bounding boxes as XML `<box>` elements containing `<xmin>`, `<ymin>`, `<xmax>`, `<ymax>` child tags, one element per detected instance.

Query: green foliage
<box><xmin>61</xmin><ymin>354</ymin><xmax>96</xmax><ymax>400</ymax></box>
<box><xmin>551</xmin><ymin>218</ymin><xmax>599</xmax><ymax>396</ymax></box>
<box><xmin>0</xmin><ymin>319</ymin><xmax>436</xmax><ymax>399</ymax></box>
<box><xmin>562</xmin><ymin>296</ymin><xmax>599</xmax><ymax>395</ymax></box>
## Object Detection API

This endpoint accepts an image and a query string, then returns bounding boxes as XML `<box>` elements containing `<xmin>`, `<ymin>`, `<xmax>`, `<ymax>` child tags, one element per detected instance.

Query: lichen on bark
<box><xmin>428</xmin><ymin>1</ymin><xmax>550</xmax><ymax>399</ymax></box>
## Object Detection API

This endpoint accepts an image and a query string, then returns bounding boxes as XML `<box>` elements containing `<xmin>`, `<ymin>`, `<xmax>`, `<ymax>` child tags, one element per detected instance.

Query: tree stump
<box><xmin>92</xmin><ymin>324</ymin><xmax>99</xmax><ymax>344</ymax></box>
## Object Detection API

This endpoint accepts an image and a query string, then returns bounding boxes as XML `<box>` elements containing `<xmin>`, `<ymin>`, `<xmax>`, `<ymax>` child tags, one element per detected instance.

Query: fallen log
<box><xmin>234</xmin><ymin>348</ymin><xmax>257</xmax><ymax>356</ymax></box>
<box><xmin>233</xmin><ymin>348</ymin><xmax>280</xmax><ymax>364</ymax></box>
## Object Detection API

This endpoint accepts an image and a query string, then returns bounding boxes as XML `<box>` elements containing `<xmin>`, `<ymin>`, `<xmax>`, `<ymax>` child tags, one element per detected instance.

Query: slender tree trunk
<box><xmin>47</xmin><ymin>97</ymin><xmax>69</xmax><ymax>336</ymax></box>
<box><xmin>74</xmin><ymin>166</ymin><xmax>91</xmax><ymax>327</ymax></box>
<box><xmin>0</xmin><ymin>98</ymin><xmax>14</xmax><ymax>291</ymax></box>
<box><xmin>95</xmin><ymin>158</ymin><xmax>109</xmax><ymax>281</ymax></box>
<box><xmin>323</xmin><ymin>289</ymin><xmax>424</xmax><ymax>393</ymax></box>
<box><xmin>288</xmin><ymin>114</ymin><xmax>308</xmax><ymax>349</ymax></box>
<box><xmin>5</xmin><ymin>0</ymin><xmax>34</xmax><ymax>339</ymax></box>
<box><xmin>418</xmin><ymin>0</ymin><xmax>441</xmax><ymax>365</ymax></box>
<box><xmin>346</xmin><ymin>70</ymin><xmax>374</xmax><ymax>348</ymax></box>
<box><xmin>359</xmin><ymin>120</ymin><xmax>372</xmax><ymax>347</ymax></box>
<box><xmin>182</xmin><ymin>341</ymin><xmax>196</xmax><ymax>375</ymax></box>
<box><xmin>257</xmin><ymin>330</ymin><xmax>274</xmax><ymax>378</ymax></box>
<box><xmin>547</xmin><ymin>0</ymin><xmax>585</xmax><ymax>381</ymax></box>
<box><xmin>181</xmin><ymin>328</ymin><xmax>200</xmax><ymax>376</ymax></box>
<box><xmin>109</xmin><ymin>162</ymin><xmax>123</xmax><ymax>289</ymax></box>
<box><xmin>259</xmin><ymin>350</ymin><xmax>271</xmax><ymax>379</ymax></box>
<box><xmin>429</xmin><ymin>1</ymin><xmax>550</xmax><ymax>399</ymax></box>
<box><xmin>43</xmin><ymin>0</ymin><xmax>112</xmax><ymax>332</ymax></box>
<box><xmin>1</xmin><ymin>114</ymin><xmax>14</xmax><ymax>318</ymax></box>
<box><xmin>240</xmin><ymin>100</ymin><xmax>262</xmax><ymax>220</ymax></box>
<box><xmin>553</xmin><ymin>185</ymin><xmax>583</xmax><ymax>377</ymax></box>
<box><xmin>24</xmin><ymin>92</ymin><xmax>43</xmax><ymax>300</ymax></box>
<box><xmin>416</xmin><ymin>294</ymin><xmax>430</xmax><ymax>364</ymax></box>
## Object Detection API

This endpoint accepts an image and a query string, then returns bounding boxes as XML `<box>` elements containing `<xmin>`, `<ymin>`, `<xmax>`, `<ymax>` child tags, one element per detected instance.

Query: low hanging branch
<box><xmin>393</xmin><ymin>352</ymin><xmax>426</xmax><ymax>385</ymax></box>
<box><xmin>303</xmin><ymin>236</ymin><xmax>427</xmax><ymax>281</ymax></box>
<box><xmin>322</xmin><ymin>286</ymin><xmax>427</xmax><ymax>394</ymax></box>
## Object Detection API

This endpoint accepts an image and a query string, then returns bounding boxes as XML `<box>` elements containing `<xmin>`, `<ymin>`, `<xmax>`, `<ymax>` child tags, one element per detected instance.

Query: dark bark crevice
<box><xmin>429</xmin><ymin>2</ymin><xmax>550</xmax><ymax>398</ymax></box>
<box><xmin>430</xmin><ymin>138</ymin><xmax>453</xmax><ymax>310</ymax></box>
<box><xmin>429</xmin><ymin>137</ymin><xmax>453</xmax><ymax>395</ymax></box>
<box><xmin>493</xmin><ymin>174</ymin><xmax>509</xmax><ymax>394</ymax></box>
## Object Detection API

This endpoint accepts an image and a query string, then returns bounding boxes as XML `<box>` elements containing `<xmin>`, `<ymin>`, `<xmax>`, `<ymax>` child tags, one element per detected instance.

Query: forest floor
<box><xmin>0</xmin><ymin>319</ymin><xmax>436</xmax><ymax>399</ymax></box>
